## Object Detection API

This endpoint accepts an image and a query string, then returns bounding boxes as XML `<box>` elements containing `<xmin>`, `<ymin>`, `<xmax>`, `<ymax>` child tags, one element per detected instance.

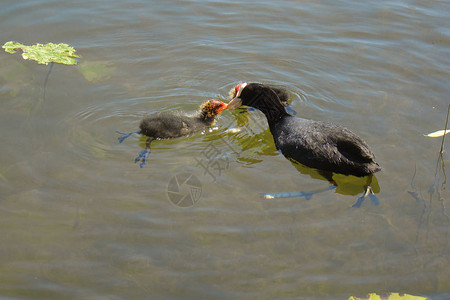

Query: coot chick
<box><xmin>117</xmin><ymin>99</ymin><xmax>227</xmax><ymax>167</ymax></box>
<box><xmin>227</xmin><ymin>82</ymin><xmax>381</xmax><ymax>178</ymax></box>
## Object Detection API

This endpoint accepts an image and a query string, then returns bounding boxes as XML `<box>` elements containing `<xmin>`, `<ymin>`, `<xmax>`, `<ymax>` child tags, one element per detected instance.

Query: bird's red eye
<box><xmin>233</xmin><ymin>82</ymin><xmax>248</xmax><ymax>97</ymax></box>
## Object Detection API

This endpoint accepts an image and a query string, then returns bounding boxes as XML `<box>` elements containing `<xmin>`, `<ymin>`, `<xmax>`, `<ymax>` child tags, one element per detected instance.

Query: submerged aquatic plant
<box><xmin>78</xmin><ymin>61</ymin><xmax>116</xmax><ymax>83</ymax></box>
<box><xmin>2</xmin><ymin>41</ymin><xmax>80</xmax><ymax>112</ymax></box>
<box><xmin>2</xmin><ymin>41</ymin><xmax>79</xmax><ymax>65</ymax></box>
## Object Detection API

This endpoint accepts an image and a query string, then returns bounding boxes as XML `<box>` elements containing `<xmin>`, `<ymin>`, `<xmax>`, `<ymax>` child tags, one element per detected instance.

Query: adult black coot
<box><xmin>117</xmin><ymin>99</ymin><xmax>227</xmax><ymax>167</ymax></box>
<box><xmin>227</xmin><ymin>82</ymin><xmax>381</xmax><ymax>179</ymax></box>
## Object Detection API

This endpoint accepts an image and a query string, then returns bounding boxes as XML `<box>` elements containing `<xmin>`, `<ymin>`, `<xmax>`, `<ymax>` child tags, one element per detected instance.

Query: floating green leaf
<box><xmin>348</xmin><ymin>292</ymin><xmax>428</xmax><ymax>300</ymax></box>
<box><xmin>2</xmin><ymin>41</ymin><xmax>80</xmax><ymax>65</ymax></box>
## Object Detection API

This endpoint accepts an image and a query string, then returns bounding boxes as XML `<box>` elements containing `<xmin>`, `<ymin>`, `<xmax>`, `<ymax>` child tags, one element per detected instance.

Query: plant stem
<box><xmin>440</xmin><ymin>104</ymin><xmax>450</xmax><ymax>154</ymax></box>
<box><xmin>43</xmin><ymin>61</ymin><xmax>54</xmax><ymax>102</ymax></box>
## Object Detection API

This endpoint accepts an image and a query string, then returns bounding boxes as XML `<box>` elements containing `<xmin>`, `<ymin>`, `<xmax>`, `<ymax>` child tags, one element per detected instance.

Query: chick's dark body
<box><xmin>139</xmin><ymin>112</ymin><xmax>213</xmax><ymax>140</ymax></box>
<box><xmin>118</xmin><ymin>99</ymin><xmax>226</xmax><ymax>167</ymax></box>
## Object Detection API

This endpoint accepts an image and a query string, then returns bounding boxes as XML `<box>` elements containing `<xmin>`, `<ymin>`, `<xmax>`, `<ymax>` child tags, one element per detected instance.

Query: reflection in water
<box><xmin>408</xmin><ymin>107</ymin><xmax>449</xmax><ymax>262</ymax></box>
<box><xmin>288</xmin><ymin>158</ymin><xmax>380</xmax><ymax>196</ymax></box>
<box><xmin>289</xmin><ymin>160</ymin><xmax>380</xmax><ymax>208</ymax></box>
<box><xmin>408</xmin><ymin>151</ymin><xmax>449</xmax><ymax>260</ymax></box>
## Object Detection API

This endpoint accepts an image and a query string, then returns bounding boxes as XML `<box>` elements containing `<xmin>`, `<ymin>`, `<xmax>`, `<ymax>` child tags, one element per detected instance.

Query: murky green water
<box><xmin>1</xmin><ymin>1</ymin><xmax>449</xmax><ymax>299</ymax></box>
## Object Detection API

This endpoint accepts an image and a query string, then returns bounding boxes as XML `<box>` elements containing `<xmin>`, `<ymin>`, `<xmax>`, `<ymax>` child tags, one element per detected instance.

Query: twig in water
<box><xmin>43</xmin><ymin>61</ymin><xmax>54</xmax><ymax>102</ymax></box>
<box><xmin>438</xmin><ymin>104</ymin><xmax>449</xmax><ymax>189</ymax></box>
<box><xmin>440</xmin><ymin>104</ymin><xmax>450</xmax><ymax>155</ymax></box>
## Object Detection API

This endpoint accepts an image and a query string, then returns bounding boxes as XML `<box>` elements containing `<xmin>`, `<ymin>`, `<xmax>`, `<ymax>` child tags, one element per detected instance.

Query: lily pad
<box><xmin>2</xmin><ymin>41</ymin><xmax>80</xmax><ymax>65</ymax></box>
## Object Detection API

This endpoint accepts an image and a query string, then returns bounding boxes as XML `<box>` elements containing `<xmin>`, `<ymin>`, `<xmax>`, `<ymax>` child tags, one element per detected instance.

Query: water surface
<box><xmin>1</xmin><ymin>0</ymin><xmax>449</xmax><ymax>299</ymax></box>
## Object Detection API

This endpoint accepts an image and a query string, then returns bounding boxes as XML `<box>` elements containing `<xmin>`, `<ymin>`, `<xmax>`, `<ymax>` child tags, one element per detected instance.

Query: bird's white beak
<box><xmin>226</xmin><ymin>97</ymin><xmax>242</xmax><ymax>110</ymax></box>
<box><xmin>226</xmin><ymin>82</ymin><xmax>247</xmax><ymax>110</ymax></box>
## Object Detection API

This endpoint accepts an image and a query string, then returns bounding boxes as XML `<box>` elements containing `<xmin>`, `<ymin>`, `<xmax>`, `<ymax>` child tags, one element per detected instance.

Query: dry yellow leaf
<box><xmin>424</xmin><ymin>129</ymin><xmax>449</xmax><ymax>137</ymax></box>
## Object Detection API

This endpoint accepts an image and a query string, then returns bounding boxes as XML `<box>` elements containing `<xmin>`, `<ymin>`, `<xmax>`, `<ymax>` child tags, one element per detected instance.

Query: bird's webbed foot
<box><xmin>135</xmin><ymin>148</ymin><xmax>150</xmax><ymax>168</ymax></box>
<box><xmin>352</xmin><ymin>186</ymin><xmax>379</xmax><ymax>208</ymax></box>
<box><xmin>134</xmin><ymin>138</ymin><xmax>153</xmax><ymax>168</ymax></box>
<box><xmin>116</xmin><ymin>130</ymin><xmax>140</xmax><ymax>143</ymax></box>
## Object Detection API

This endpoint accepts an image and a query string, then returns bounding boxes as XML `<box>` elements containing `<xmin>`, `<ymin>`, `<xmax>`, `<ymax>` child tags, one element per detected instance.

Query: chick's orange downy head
<box><xmin>200</xmin><ymin>99</ymin><xmax>227</xmax><ymax>120</ymax></box>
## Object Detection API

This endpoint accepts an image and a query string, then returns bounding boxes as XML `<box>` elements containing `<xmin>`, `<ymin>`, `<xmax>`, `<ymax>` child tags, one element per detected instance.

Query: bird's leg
<box><xmin>135</xmin><ymin>138</ymin><xmax>153</xmax><ymax>168</ymax></box>
<box><xmin>116</xmin><ymin>130</ymin><xmax>140</xmax><ymax>143</ymax></box>
<box><xmin>262</xmin><ymin>185</ymin><xmax>336</xmax><ymax>200</ymax></box>
<box><xmin>262</xmin><ymin>170</ymin><xmax>338</xmax><ymax>200</ymax></box>
<box><xmin>352</xmin><ymin>175</ymin><xmax>379</xmax><ymax>208</ymax></box>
